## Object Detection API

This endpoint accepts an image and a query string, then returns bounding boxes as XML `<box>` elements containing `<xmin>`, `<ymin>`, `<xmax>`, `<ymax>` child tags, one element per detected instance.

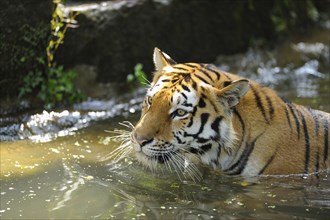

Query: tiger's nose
<box><xmin>133</xmin><ymin>133</ymin><xmax>153</xmax><ymax>147</ymax></box>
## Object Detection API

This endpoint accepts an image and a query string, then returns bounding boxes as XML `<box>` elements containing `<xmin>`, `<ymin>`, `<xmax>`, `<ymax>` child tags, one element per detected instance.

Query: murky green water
<box><xmin>1</xmin><ymin>27</ymin><xmax>330</xmax><ymax>219</ymax></box>
<box><xmin>1</xmin><ymin>117</ymin><xmax>329</xmax><ymax>219</ymax></box>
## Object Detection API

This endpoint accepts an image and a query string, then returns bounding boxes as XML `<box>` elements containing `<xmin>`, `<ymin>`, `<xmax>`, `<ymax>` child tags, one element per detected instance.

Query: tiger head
<box><xmin>131</xmin><ymin>48</ymin><xmax>249</xmax><ymax>170</ymax></box>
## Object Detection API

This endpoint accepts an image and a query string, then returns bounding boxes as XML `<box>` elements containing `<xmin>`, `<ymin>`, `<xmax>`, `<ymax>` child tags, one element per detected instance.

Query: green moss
<box><xmin>18</xmin><ymin>24</ymin><xmax>49</xmax><ymax>67</ymax></box>
<box><xmin>0</xmin><ymin>24</ymin><xmax>49</xmax><ymax>72</ymax></box>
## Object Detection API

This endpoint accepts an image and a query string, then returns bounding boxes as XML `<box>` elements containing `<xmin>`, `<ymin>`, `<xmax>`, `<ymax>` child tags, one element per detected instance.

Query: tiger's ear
<box><xmin>153</xmin><ymin>47</ymin><xmax>176</xmax><ymax>71</ymax></box>
<box><xmin>216</xmin><ymin>79</ymin><xmax>249</xmax><ymax>108</ymax></box>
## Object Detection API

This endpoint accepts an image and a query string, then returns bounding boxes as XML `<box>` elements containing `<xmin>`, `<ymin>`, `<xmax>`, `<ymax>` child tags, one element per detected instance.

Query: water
<box><xmin>1</xmin><ymin>28</ymin><xmax>330</xmax><ymax>219</ymax></box>
<box><xmin>1</xmin><ymin>120</ymin><xmax>329</xmax><ymax>219</ymax></box>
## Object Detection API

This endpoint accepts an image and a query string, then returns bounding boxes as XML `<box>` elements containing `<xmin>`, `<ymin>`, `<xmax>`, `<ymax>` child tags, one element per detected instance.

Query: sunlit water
<box><xmin>1</xmin><ymin>118</ymin><xmax>329</xmax><ymax>219</ymax></box>
<box><xmin>1</xmin><ymin>28</ymin><xmax>330</xmax><ymax>219</ymax></box>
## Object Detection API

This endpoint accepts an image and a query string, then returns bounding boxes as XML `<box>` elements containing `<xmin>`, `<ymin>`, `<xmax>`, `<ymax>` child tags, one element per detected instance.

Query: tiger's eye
<box><xmin>146</xmin><ymin>96</ymin><xmax>152</xmax><ymax>106</ymax></box>
<box><xmin>176</xmin><ymin>109</ymin><xmax>187</xmax><ymax>116</ymax></box>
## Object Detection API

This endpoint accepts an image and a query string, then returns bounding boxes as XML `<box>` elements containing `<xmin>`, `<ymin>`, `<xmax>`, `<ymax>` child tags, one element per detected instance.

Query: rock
<box><xmin>0</xmin><ymin>0</ymin><xmax>324</xmax><ymax>102</ymax></box>
<box><xmin>56</xmin><ymin>0</ymin><xmax>322</xmax><ymax>84</ymax></box>
<box><xmin>0</xmin><ymin>0</ymin><xmax>52</xmax><ymax>99</ymax></box>
<box><xmin>72</xmin><ymin>64</ymin><xmax>125</xmax><ymax>98</ymax></box>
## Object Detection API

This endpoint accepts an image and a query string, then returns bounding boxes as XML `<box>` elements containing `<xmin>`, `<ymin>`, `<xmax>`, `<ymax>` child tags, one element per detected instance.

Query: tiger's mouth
<box><xmin>130</xmin><ymin>135</ymin><xmax>178</xmax><ymax>164</ymax></box>
<box><xmin>134</xmin><ymin>149</ymin><xmax>178</xmax><ymax>165</ymax></box>
<box><xmin>130</xmin><ymin>136</ymin><xmax>202</xmax><ymax>181</ymax></box>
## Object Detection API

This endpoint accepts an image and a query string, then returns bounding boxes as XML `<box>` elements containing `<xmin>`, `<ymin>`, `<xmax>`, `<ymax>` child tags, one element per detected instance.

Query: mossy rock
<box><xmin>0</xmin><ymin>0</ymin><xmax>52</xmax><ymax>99</ymax></box>
<box><xmin>56</xmin><ymin>0</ymin><xmax>323</xmax><ymax>85</ymax></box>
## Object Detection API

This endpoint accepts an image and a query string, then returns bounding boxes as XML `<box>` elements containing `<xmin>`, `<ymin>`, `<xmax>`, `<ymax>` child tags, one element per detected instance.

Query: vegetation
<box><xmin>270</xmin><ymin>0</ymin><xmax>319</xmax><ymax>33</ymax></box>
<box><xmin>19</xmin><ymin>0</ymin><xmax>83</xmax><ymax>109</ymax></box>
<box><xmin>127</xmin><ymin>63</ymin><xmax>148</xmax><ymax>89</ymax></box>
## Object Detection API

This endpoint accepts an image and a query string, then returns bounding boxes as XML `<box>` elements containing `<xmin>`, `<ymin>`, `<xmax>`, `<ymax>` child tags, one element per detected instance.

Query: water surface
<box><xmin>1</xmin><ymin>117</ymin><xmax>329</xmax><ymax>219</ymax></box>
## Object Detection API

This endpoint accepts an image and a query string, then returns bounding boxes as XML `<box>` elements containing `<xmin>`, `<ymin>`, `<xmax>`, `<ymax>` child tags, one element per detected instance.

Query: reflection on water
<box><xmin>0</xmin><ymin>89</ymin><xmax>144</xmax><ymax>142</ymax></box>
<box><xmin>1</xmin><ymin>122</ymin><xmax>329</xmax><ymax>219</ymax></box>
<box><xmin>1</xmin><ymin>26</ymin><xmax>330</xmax><ymax>220</ymax></box>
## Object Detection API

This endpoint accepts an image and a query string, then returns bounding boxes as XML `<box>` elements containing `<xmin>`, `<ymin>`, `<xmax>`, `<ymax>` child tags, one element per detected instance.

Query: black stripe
<box><xmin>187</xmin><ymin>106</ymin><xmax>198</xmax><ymax>127</ymax></box>
<box><xmin>181</xmin><ymin>92</ymin><xmax>188</xmax><ymax>99</ymax></box>
<box><xmin>233</xmin><ymin>108</ymin><xmax>245</xmax><ymax>132</ymax></box>
<box><xmin>217</xmin><ymin>143</ymin><xmax>222</xmax><ymax>157</ymax></box>
<box><xmin>189</xmin><ymin>144</ymin><xmax>212</xmax><ymax>155</ymax></box>
<box><xmin>174</xmin><ymin>135</ymin><xmax>184</xmax><ymax>144</ymax></box>
<box><xmin>299</xmin><ymin>111</ymin><xmax>310</xmax><ymax>175</ymax></box>
<box><xmin>222</xmin><ymin>73</ymin><xmax>232</xmax><ymax>80</ymax></box>
<box><xmin>280</xmin><ymin>96</ymin><xmax>291</xmax><ymax>104</ymax></box>
<box><xmin>211</xmin><ymin>117</ymin><xmax>223</xmax><ymax>134</ymax></box>
<box><xmin>265</xmin><ymin>95</ymin><xmax>274</xmax><ymax>121</ymax></box>
<box><xmin>174</xmin><ymin>66</ymin><xmax>190</xmax><ymax>71</ymax></box>
<box><xmin>182</xmin><ymin>102</ymin><xmax>193</xmax><ymax>107</ymax></box>
<box><xmin>189</xmin><ymin>143</ymin><xmax>213</xmax><ymax>155</ymax></box>
<box><xmin>250</xmin><ymin>85</ymin><xmax>269</xmax><ymax>124</ymax></box>
<box><xmin>184</xmin><ymin>131</ymin><xmax>210</xmax><ymax>144</ymax></box>
<box><xmin>187</xmin><ymin>117</ymin><xmax>194</xmax><ymax>127</ymax></box>
<box><xmin>181</xmin><ymin>84</ymin><xmax>190</xmax><ymax>92</ymax></box>
<box><xmin>233</xmin><ymin>108</ymin><xmax>245</xmax><ymax>148</ymax></box>
<box><xmin>184</xmin><ymin>63</ymin><xmax>202</xmax><ymax>68</ymax></box>
<box><xmin>223</xmin><ymin>81</ymin><xmax>231</xmax><ymax>87</ymax></box>
<box><xmin>196</xmin><ymin>113</ymin><xmax>209</xmax><ymax>136</ymax></box>
<box><xmin>258</xmin><ymin>153</ymin><xmax>276</xmax><ymax>175</ymax></box>
<box><xmin>310</xmin><ymin>110</ymin><xmax>320</xmax><ymax>135</ymax></box>
<box><xmin>184</xmin><ymin>74</ymin><xmax>191</xmax><ymax>83</ymax></box>
<box><xmin>283</xmin><ymin>105</ymin><xmax>292</xmax><ymax>130</ymax></box>
<box><xmin>315</xmin><ymin>150</ymin><xmax>320</xmax><ymax>177</ymax></box>
<box><xmin>224</xmin><ymin>134</ymin><xmax>262</xmax><ymax>175</ymax></box>
<box><xmin>199</xmin><ymin>69</ymin><xmax>213</xmax><ymax>81</ymax></box>
<box><xmin>198</xmin><ymin>98</ymin><xmax>206</xmax><ymax>108</ymax></box>
<box><xmin>192</xmin><ymin>80</ymin><xmax>198</xmax><ymax>91</ymax></box>
<box><xmin>322</xmin><ymin>118</ymin><xmax>329</xmax><ymax>163</ymax></box>
<box><xmin>200</xmin><ymin>143</ymin><xmax>212</xmax><ymax>153</ymax></box>
<box><xmin>195</xmin><ymin>74</ymin><xmax>209</xmax><ymax>84</ymax></box>
<box><xmin>191</xmin><ymin>106</ymin><xmax>198</xmax><ymax>117</ymax></box>
<box><xmin>211</xmin><ymin>159</ymin><xmax>219</xmax><ymax>167</ymax></box>
<box><xmin>288</xmin><ymin>104</ymin><xmax>301</xmax><ymax>139</ymax></box>
<box><xmin>207</xmin><ymin>93</ymin><xmax>219</xmax><ymax>113</ymax></box>
<box><xmin>196</xmin><ymin>137</ymin><xmax>210</xmax><ymax>143</ymax></box>
<box><xmin>205</xmin><ymin>65</ymin><xmax>220</xmax><ymax>80</ymax></box>
<box><xmin>184</xmin><ymin>113</ymin><xmax>209</xmax><ymax>139</ymax></box>
<box><xmin>189</xmin><ymin>147</ymin><xmax>199</xmax><ymax>154</ymax></box>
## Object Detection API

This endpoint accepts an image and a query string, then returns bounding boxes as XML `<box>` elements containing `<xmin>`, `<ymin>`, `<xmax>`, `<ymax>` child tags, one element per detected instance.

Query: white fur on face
<box><xmin>169</xmin><ymin>90</ymin><xmax>197</xmax><ymax>116</ymax></box>
<box><xmin>147</xmin><ymin>81</ymin><xmax>163</xmax><ymax>97</ymax></box>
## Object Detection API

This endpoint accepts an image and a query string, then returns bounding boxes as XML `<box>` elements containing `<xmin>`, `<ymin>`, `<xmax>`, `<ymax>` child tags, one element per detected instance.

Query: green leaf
<box><xmin>127</xmin><ymin>74</ymin><xmax>134</xmax><ymax>83</ymax></box>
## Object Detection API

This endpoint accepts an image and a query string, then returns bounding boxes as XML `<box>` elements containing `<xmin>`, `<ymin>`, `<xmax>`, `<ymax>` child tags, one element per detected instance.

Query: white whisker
<box><xmin>141</xmin><ymin>75</ymin><xmax>152</xmax><ymax>86</ymax></box>
<box><xmin>171</xmin><ymin>151</ymin><xmax>202</xmax><ymax>182</ymax></box>
<box><xmin>172</xmin><ymin>154</ymin><xmax>191</xmax><ymax>180</ymax></box>
<box><xmin>168</xmin><ymin>154</ymin><xmax>184</xmax><ymax>182</ymax></box>
<box><xmin>119</xmin><ymin>121</ymin><xmax>135</xmax><ymax>129</ymax></box>
<box><xmin>101</xmin><ymin>121</ymin><xmax>134</xmax><ymax>162</ymax></box>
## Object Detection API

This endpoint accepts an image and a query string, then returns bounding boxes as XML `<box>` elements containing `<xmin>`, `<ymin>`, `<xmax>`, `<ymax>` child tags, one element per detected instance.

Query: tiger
<box><xmin>129</xmin><ymin>47</ymin><xmax>330</xmax><ymax>178</ymax></box>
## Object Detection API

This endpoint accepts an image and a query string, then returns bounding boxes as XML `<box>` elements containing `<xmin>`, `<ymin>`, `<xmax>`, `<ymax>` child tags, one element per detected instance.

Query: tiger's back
<box><xmin>225</xmin><ymin>76</ymin><xmax>329</xmax><ymax>176</ymax></box>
